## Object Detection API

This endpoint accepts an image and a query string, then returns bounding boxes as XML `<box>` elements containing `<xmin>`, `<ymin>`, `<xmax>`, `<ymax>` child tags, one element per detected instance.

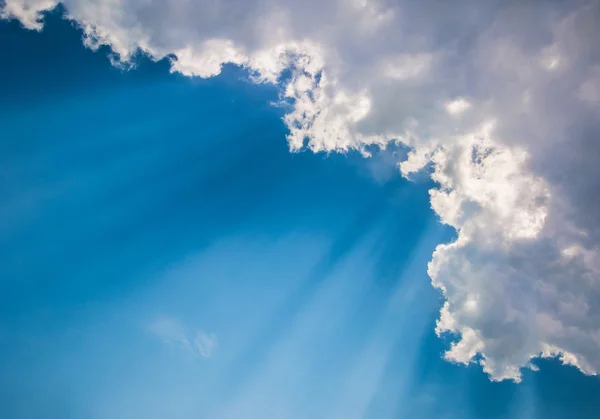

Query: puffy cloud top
<box><xmin>3</xmin><ymin>0</ymin><xmax>600</xmax><ymax>381</ymax></box>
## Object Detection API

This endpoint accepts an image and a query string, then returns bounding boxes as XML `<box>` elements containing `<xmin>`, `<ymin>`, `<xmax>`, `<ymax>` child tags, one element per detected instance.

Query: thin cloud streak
<box><xmin>149</xmin><ymin>317</ymin><xmax>218</xmax><ymax>358</ymax></box>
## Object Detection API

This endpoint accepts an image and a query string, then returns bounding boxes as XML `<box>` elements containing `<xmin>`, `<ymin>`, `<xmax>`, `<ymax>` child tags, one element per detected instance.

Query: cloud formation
<box><xmin>3</xmin><ymin>0</ymin><xmax>600</xmax><ymax>381</ymax></box>
<box><xmin>150</xmin><ymin>317</ymin><xmax>217</xmax><ymax>358</ymax></box>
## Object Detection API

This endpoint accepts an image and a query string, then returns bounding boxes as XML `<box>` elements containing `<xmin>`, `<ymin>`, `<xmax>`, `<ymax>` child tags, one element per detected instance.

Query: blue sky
<box><xmin>1</xmin><ymin>8</ymin><xmax>600</xmax><ymax>419</ymax></box>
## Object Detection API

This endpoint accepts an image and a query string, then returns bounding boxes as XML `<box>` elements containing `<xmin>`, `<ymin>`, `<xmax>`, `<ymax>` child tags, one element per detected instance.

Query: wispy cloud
<box><xmin>149</xmin><ymin>317</ymin><xmax>217</xmax><ymax>358</ymax></box>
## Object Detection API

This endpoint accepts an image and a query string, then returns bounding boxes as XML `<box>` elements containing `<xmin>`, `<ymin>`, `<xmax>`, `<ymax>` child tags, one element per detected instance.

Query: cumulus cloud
<box><xmin>3</xmin><ymin>0</ymin><xmax>600</xmax><ymax>381</ymax></box>
<box><xmin>150</xmin><ymin>317</ymin><xmax>217</xmax><ymax>358</ymax></box>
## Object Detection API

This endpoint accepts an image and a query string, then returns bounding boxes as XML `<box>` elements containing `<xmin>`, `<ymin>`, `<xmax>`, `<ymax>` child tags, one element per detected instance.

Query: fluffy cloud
<box><xmin>3</xmin><ymin>0</ymin><xmax>600</xmax><ymax>381</ymax></box>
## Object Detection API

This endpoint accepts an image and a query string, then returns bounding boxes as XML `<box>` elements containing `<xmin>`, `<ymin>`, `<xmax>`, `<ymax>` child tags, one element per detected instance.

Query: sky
<box><xmin>1</xmin><ymin>2</ymin><xmax>600</xmax><ymax>419</ymax></box>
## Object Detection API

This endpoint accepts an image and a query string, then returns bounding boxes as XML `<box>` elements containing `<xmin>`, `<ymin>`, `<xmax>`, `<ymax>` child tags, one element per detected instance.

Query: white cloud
<box><xmin>149</xmin><ymin>317</ymin><xmax>217</xmax><ymax>358</ymax></box>
<box><xmin>0</xmin><ymin>0</ymin><xmax>55</xmax><ymax>30</ymax></box>
<box><xmin>445</xmin><ymin>98</ymin><xmax>471</xmax><ymax>116</ymax></box>
<box><xmin>3</xmin><ymin>0</ymin><xmax>600</xmax><ymax>382</ymax></box>
<box><xmin>380</xmin><ymin>53</ymin><xmax>433</xmax><ymax>81</ymax></box>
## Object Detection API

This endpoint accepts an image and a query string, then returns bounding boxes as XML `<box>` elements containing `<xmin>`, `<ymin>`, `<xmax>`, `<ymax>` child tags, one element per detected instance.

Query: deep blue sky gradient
<box><xmin>1</xmin><ymin>9</ymin><xmax>600</xmax><ymax>419</ymax></box>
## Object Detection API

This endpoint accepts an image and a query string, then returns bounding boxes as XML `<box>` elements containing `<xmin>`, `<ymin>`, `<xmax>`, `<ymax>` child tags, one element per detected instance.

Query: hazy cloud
<box><xmin>149</xmin><ymin>317</ymin><xmax>217</xmax><ymax>358</ymax></box>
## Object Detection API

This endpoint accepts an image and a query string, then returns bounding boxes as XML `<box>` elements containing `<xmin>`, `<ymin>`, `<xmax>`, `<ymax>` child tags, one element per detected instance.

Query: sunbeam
<box><xmin>3</xmin><ymin>8</ymin><xmax>600</xmax><ymax>419</ymax></box>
